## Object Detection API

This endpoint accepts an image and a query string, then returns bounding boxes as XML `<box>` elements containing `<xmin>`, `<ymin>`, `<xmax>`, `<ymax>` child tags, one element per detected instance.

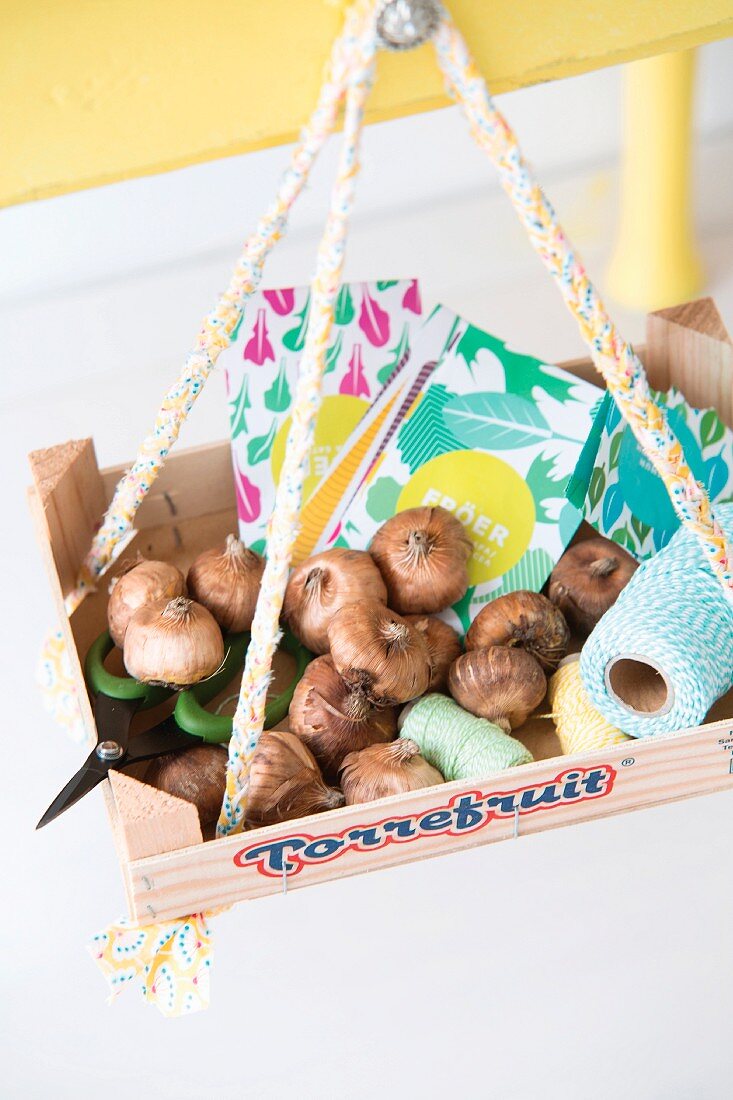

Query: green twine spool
<box><xmin>399</xmin><ymin>694</ymin><xmax>533</xmax><ymax>782</ymax></box>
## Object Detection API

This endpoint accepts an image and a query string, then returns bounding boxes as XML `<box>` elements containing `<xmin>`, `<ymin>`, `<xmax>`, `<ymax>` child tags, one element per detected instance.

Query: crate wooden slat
<box><xmin>29</xmin><ymin>298</ymin><xmax>733</xmax><ymax>925</ymax></box>
<box><xmin>122</xmin><ymin>718</ymin><xmax>733</xmax><ymax>923</ymax></box>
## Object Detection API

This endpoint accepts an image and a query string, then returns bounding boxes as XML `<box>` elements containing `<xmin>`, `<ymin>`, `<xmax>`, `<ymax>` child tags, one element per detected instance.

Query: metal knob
<box><xmin>376</xmin><ymin>0</ymin><xmax>443</xmax><ymax>51</ymax></box>
<box><xmin>96</xmin><ymin>740</ymin><xmax>125</xmax><ymax>762</ymax></box>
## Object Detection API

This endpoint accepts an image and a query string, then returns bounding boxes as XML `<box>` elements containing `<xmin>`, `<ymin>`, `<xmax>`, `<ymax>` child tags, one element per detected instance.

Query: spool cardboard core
<box><xmin>605</xmin><ymin>655</ymin><xmax>674</xmax><ymax>716</ymax></box>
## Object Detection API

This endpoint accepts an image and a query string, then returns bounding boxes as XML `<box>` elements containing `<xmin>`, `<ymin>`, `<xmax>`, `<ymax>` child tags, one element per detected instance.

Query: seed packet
<box><xmin>224</xmin><ymin>279</ymin><xmax>424</xmax><ymax>551</ymax></box>
<box><xmin>567</xmin><ymin>388</ymin><xmax>733</xmax><ymax>559</ymax></box>
<box><xmin>296</xmin><ymin>304</ymin><xmax>459</xmax><ymax>564</ymax></box>
<box><xmin>331</xmin><ymin>306</ymin><xmax>603</xmax><ymax>632</ymax></box>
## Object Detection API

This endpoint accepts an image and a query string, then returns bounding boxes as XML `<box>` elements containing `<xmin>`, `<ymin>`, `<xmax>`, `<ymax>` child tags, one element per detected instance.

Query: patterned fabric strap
<box><xmin>218</xmin><ymin>5</ymin><xmax>379</xmax><ymax>836</ymax></box>
<box><xmin>89</xmin><ymin>911</ymin><xmax>220</xmax><ymax>1017</ymax></box>
<box><xmin>62</xmin><ymin>0</ymin><xmax>371</xmax><ymax>619</ymax></box>
<box><xmin>432</xmin><ymin>13</ymin><xmax>732</xmax><ymax>595</ymax></box>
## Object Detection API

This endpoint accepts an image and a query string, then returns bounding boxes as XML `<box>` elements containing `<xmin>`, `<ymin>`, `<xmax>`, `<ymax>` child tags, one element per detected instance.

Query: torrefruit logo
<box><xmin>233</xmin><ymin>766</ymin><xmax>616</xmax><ymax>877</ymax></box>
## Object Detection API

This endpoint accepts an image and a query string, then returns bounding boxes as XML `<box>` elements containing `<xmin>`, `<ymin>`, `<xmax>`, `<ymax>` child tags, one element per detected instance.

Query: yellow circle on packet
<box><xmin>397</xmin><ymin>450</ymin><xmax>536</xmax><ymax>585</ymax></box>
<box><xmin>271</xmin><ymin>395</ymin><xmax>367</xmax><ymax>503</ymax></box>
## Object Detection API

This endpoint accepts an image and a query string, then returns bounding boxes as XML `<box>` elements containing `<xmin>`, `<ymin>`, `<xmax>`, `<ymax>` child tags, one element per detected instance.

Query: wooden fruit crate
<box><xmin>29</xmin><ymin>299</ymin><xmax>733</xmax><ymax>926</ymax></box>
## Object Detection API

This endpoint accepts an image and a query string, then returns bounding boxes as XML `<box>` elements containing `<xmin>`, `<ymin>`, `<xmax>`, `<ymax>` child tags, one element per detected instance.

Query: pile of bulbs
<box><xmin>105</xmin><ymin>507</ymin><xmax>637</xmax><ymax>832</ymax></box>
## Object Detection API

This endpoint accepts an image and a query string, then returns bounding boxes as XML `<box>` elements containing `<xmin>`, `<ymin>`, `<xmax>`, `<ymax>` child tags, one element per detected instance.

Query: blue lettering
<box><xmin>303</xmin><ymin>837</ymin><xmax>344</xmax><ymax>860</ymax></box>
<box><xmin>486</xmin><ymin>793</ymin><xmax>518</xmax><ymax>814</ymax></box>
<box><xmin>453</xmin><ymin>794</ymin><xmax>486</xmax><ymax>830</ymax></box>
<box><xmin>562</xmin><ymin>771</ymin><xmax>583</xmax><ymax>799</ymax></box>
<box><xmin>383</xmin><ymin>819</ymin><xmax>417</xmax><ymax>839</ymax></box>
<box><xmin>348</xmin><ymin>827</ymin><xmax>381</xmax><ymax>847</ymax></box>
<box><xmin>239</xmin><ymin>838</ymin><xmax>307</xmax><ymax>872</ymax></box>
<box><xmin>581</xmin><ymin>769</ymin><xmax>609</xmax><ymax>795</ymax></box>
<box><xmin>419</xmin><ymin>810</ymin><xmax>452</xmax><ymax>832</ymax></box>
<box><xmin>519</xmin><ymin>784</ymin><xmax>561</xmax><ymax>810</ymax></box>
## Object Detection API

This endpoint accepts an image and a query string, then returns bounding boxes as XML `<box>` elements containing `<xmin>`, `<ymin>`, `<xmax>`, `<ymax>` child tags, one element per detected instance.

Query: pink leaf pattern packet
<box><xmin>359</xmin><ymin>286</ymin><xmax>390</xmax><ymax>347</ymax></box>
<box><xmin>263</xmin><ymin>288</ymin><xmax>295</xmax><ymax>316</ymax></box>
<box><xmin>244</xmin><ymin>308</ymin><xmax>275</xmax><ymax>365</ymax></box>
<box><xmin>339</xmin><ymin>343</ymin><xmax>370</xmax><ymax>399</ymax></box>
<box><xmin>402</xmin><ymin>278</ymin><xmax>421</xmax><ymax>315</ymax></box>
<box><xmin>234</xmin><ymin>462</ymin><xmax>261</xmax><ymax>523</ymax></box>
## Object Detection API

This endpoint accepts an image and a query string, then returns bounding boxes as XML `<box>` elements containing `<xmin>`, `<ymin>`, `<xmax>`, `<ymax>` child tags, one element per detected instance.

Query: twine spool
<box><xmin>399</xmin><ymin>694</ymin><xmax>533</xmax><ymax>781</ymax></box>
<box><xmin>580</xmin><ymin>501</ymin><xmax>733</xmax><ymax>738</ymax></box>
<box><xmin>548</xmin><ymin>657</ymin><xmax>630</xmax><ymax>755</ymax></box>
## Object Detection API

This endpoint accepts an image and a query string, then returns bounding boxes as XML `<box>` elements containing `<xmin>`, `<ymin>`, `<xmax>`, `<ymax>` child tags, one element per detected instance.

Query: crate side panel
<box><xmin>127</xmin><ymin>719</ymin><xmax>733</xmax><ymax>924</ymax></box>
<box><xmin>100</xmin><ymin>440</ymin><xmax>236</xmax><ymax>530</ymax></box>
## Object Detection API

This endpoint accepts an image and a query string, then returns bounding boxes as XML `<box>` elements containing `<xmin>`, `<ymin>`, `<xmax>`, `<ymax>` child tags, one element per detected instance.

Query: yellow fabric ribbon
<box><xmin>88</xmin><ymin>911</ymin><xmax>219</xmax><ymax>1017</ymax></box>
<box><xmin>37</xmin><ymin>627</ymin><xmax>86</xmax><ymax>744</ymax></box>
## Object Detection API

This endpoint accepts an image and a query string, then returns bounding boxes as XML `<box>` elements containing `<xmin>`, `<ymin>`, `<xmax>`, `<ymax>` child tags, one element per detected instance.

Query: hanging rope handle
<box><xmin>217</xmin><ymin>0</ymin><xmax>732</xmax><ymax>836</ymax></box>
<box><xmin>217</xmin><ymin>6</ymin><xmax>379</xmax><ymax>835</ymax></box>
<box><xmin>431</xmin><ymin>12</ymin><xmax>732</xmax><ymax>594</ymax></box>
<box><xmin>60</xmin><ymin>0</ymin><xmax>375</xmax><ymax>618</ymax></box>
<box><xmin>63</xmin><ymin>1</ymin><xmax>731</xmax><ymax>839</ymax></box>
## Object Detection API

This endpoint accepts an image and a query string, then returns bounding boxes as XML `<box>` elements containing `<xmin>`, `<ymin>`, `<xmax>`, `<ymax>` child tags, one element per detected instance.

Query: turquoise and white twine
<box><xmin>581</xmin><ymin>502</ymin><xmax>733</xmax><ymax>738</ymax></box>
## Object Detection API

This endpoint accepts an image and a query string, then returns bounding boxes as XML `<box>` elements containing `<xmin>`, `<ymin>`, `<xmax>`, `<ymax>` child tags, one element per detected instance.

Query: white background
<box><xmin>3</xmin><ymin>38</ymin><xmax>733</xmax><ymax>1099</ymax></box>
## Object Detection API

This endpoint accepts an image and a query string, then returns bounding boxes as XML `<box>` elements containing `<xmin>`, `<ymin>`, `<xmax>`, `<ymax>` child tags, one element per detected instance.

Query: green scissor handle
<box><xmin>85</xmin><ymin>628</ymin><xmax>312</xmax><ymax>746</ymax></box>
<box><xmin>174</xmin><ymin>631</ymin><xmax>312</xmax><ymax>743</ymax></box>
<box><xmin>85</xmin><ymin>631</ymin><xmax>171</xmax><ymax>708</ymax></box>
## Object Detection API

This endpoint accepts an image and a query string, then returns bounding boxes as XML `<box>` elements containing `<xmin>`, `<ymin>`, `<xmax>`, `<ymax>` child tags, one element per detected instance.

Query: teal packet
<box><xmin>567</xmin><ymin>387</ymin><xmax>733</xmax><ymax>559</ymax></box>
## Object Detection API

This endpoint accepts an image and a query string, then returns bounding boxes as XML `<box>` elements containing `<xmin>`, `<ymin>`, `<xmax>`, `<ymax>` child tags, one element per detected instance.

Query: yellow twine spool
<box><xmin>548</xmin><ymin>658</ymin><xmax>631</xmax><ymax>755</ymax></box>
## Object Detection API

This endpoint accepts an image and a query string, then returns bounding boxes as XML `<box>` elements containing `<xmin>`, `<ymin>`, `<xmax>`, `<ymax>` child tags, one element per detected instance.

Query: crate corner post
<box><xmin>645</xmin><ymin>297</ymin><xmax>733</xmax><ymax>425</ymax></box>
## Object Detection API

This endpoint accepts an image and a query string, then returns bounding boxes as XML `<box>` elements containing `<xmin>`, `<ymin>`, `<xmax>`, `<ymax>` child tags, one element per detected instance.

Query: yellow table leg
<box><xmin>606</xmin><ymin>49</ymin><xmax>703</xmax><ymax>312</ymax></box>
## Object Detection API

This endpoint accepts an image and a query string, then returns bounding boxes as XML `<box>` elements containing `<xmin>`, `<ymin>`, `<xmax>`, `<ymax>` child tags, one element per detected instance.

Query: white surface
<box><xmin>2</xmin><ymin>45</ymin><xmax>733</xmax><ymax>1100</ymax></box>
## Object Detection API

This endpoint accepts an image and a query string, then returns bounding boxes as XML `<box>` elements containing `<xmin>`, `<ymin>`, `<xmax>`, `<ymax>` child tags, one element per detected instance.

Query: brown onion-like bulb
<box><xmin>328</xmin><ymin>599</ymin><xmax>431</xmax><ymax>705</ymax></box>
<box><xmin>288</xmin><ymin>655</ymin><xmax>397</xmax><ymax>783</ymax></box>
<box><xmin>283</xmin><ymin>548</ymin><xmax>388</xmax><ymax>654</ymax></box>
<box><xmin>123</xmin><ymin>596</ymin><xmax>224</xmax><ymax>688</ymax></box>
<box><xmin>245</xmin><ymin>730</ymin><xmax>344</xmax><ymax>828</ymax></box>
<box><xmin>145</xmin><ymin>745</ymin><xmax>226</xmax><ymax>828</ymax></box>
<box><xmin>465</xmin><ymin>591</ymin><xmax>569</xmax><ymax>672</ymax></box>
<box><xmin>548</xmin><ymin>535</ymin><xmax>638</xmax><ymax>634</ymax></box>
<box><xmin>405</xmin><ymin>615</ymin><xmax>463</xmax><ymax>692</ymax></box>
<box><xmin>340</xmin><ymin>739</ymin><xmax>443</xmax><ymax>805</ymax></box>
<box><xmin>107</xmin><ymin>558</ymin><xmax>186</xmax><ymax>647</ymax></box>
<box><xmin>448</xmin><ymin>646</ymin><xmax>546</xmax><ymax>731</ymax></box>
<box><xmin>187</xmin><ymin>534</ymin><xmax>264</xmax><ymax>632</ymax></box>
<box><xmin>369</xmin><ymin>506</ymin><xmax>473</xmax><ymax>614</ymax></box>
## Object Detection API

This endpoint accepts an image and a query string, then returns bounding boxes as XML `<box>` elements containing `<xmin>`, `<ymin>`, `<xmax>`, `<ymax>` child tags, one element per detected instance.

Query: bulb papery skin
<box><xmin>288</xmin><ymin>655</ymin><xmax>398</xmax><ymax>783</ymax></box>
<box><xmin>465</xmin><ymin>590</ymin><xmax>569</xmax><ymax>672</ymax></box>
<box><xmin>245</xmin><ymin>730</ymin><xmax>345</xmax><ymax>828</ymax></box>
<box><xmin>107</xmin><ymin>558</ymin><xmax>186</xmax><ymax>648</ymax></box>
<box><xmin>123</xmin><ymin>596</ymin><xmax>224</xmax><ymax>688</ymax></box>
<box><xmin>340</xmin><ymin>738</ymin><xmax>444</xmax><ymax>804</ymax></box>
<box><xmin>405</xmin><ymin>614</ymin><xmax>462</xmax><ymax>691</ymax></box>
<box><xmin>283</xmin><ymin>548</ymin><xmax>388</xmax><ymax>653</ymax></box>
<box><xmin>548</xmin><ymin>535</ymin><xmax>638</xmax><ymax>634</ymax></box>
<box><xmin>187</xmin><ymin>534</ymin><xmax>265</xmax><ymax>632</ymax></box>
<box><xmin>145</xmin><ymin>744</ymin><xmax>227</xmax><ymax>828</ymax></box>
<box><xmin>369</xmin><ymin>506</ymin><xmax>473</xmax><ymax>614</ymax></box>
<box><xmin>448</xmin><ymin>645</ymin><xmax>547</xmax><ymax>730</ymax></box>
<box><xmin>327</xmin><ymin>599</ymin><xmax>431</xmax><ymax>705</ymax></box>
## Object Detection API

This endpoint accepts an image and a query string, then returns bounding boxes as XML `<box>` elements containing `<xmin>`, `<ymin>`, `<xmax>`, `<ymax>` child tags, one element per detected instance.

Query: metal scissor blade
<box><xmin>124</xmin><ymin>717</ymin><xmax>197</xmax><ymax>764</ymax></box>
<box><xmin>36</xmin><ymin>751</ymin><xmax>111</xmax><ymax>829</ymax></box>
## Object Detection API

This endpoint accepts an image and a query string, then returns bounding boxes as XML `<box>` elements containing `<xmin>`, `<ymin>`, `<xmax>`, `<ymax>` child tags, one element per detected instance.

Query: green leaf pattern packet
<box><xmin>567</xmin><ymin>387</ymin><xmax>733</xmax><ymax>560</ymax></box>
<box><xmin>334</xmin><ymin>308</ymin><xmax>601</xmax><ymax>633</ymax></box>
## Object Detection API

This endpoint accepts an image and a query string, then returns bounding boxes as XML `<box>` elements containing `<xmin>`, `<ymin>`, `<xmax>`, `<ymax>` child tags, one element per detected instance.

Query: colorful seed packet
<box><xmin>567</xmin><ymin>387</ymin><xmax>733</xmax><ymax>560</ymax></box>
<box><xmin>289</xmin><ymin>305</ymin><xmax>458</xmax><ymax>566</ymax></box>
<box><xmin>329</xmin><ymin>306</ymin><xmax>603</xmax><ymax>634</ymax></box>
<box><xmin>224</xmin><ymin>279</ymin><xmax>424</xmax><ymax>551</ymax></box>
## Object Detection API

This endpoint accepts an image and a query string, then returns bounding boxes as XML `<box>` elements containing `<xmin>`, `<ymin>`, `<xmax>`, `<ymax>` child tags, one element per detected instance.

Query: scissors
<box><xmin>37</xmin><ymin>629</ymin><xmax>311</xmax><ymax>829</ymax></box>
